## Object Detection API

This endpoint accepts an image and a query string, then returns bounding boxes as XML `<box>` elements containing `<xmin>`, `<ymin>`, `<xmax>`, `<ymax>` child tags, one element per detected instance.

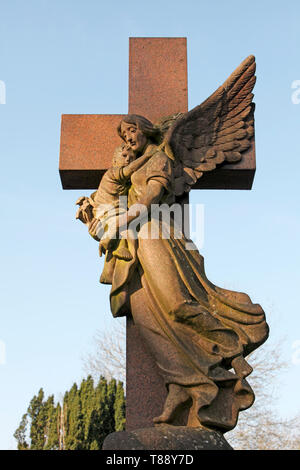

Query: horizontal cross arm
<box><xmin>59</xmin><ymin>114</ymin><xmax>125</xmax><ymax>189</ymax></box>
<box><xmin>59</xmin><ymin>113</ymin><xmax>255</xmax><ymax>190</ymax></box>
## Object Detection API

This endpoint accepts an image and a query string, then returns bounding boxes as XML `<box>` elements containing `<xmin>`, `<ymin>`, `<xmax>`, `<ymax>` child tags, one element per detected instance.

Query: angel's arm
<box><xmin>118</xmin><ymin>180</ymin><xmax>164</xmax><ymax>230</ymax></box>
<box><xmin>88</xmin><ymin>218</ymin><xmax>103</xmax><ymax>242</ymax></box>
<box><xmin>100</xmin><ymin>180</ymin><xmax>164</xmax><ymax>249</ymax></box>
<box><xmin>122</xmin><ymin>152</ymin><xmax>152</xmax><ymax>178</ymax></box>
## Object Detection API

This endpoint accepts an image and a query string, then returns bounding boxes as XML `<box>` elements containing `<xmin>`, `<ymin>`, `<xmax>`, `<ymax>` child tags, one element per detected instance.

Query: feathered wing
<box><xmin>161</xmin><ymin>55</ymin><xmax>256</xmax><ymax>195</ymax></box>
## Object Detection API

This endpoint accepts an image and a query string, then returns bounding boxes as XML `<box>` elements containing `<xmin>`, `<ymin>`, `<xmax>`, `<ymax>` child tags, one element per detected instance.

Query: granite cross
<box><xmin>59</xmin><ymin>37</ymin><xmax>256</xmax><ymax>431</ymax></box>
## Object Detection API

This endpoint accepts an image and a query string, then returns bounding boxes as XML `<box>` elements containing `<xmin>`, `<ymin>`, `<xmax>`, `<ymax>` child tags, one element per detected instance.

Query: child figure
<box><xmin>76</xmin><ymin>144</ymin><xmax>151</xmax><ymax>265</ymax></box>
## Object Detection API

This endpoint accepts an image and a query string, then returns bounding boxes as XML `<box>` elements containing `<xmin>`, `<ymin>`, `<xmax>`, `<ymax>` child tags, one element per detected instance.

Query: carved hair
<box><xmin>117</xmin><ymin>114</ymin><xmax>161</xmax><ymax>143</ymax></box>
<box><xmin>112</xmin><ymin>145</ymin><xmax>124</xmax><ymax>167</ymax></box>
<box><xmin>111</xmin><ymin>144</ymin><xmax>134</xmax><ymax>167</ymax></box>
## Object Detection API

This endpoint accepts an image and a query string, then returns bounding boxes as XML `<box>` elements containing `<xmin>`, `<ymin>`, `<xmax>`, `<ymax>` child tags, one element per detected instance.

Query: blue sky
<box><xmin>0</xmin><ymin>0</ymin><xmax>300</xmax><ymax>449</ymax></box>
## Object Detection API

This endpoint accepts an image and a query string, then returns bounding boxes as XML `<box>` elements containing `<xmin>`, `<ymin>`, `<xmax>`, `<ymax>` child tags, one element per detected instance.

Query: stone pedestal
<box><xmin>102</xmin><ymin>425</ymin><xmax>233</xmax><ymax>450</ymax></box>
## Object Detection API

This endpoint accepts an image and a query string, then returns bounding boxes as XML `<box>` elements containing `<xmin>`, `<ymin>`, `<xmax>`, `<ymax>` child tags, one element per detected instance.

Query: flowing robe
<box><xmin>99</xmin><ymin>144</ymin><xmax>269</xmax><ymax>431</ymax></box>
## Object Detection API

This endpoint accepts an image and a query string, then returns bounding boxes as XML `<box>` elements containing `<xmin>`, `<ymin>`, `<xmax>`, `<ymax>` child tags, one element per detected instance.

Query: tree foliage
<box><xmin>14</xmin><ymin>376</ymin><xmax>125</xmax><ymax>450</ymax></box>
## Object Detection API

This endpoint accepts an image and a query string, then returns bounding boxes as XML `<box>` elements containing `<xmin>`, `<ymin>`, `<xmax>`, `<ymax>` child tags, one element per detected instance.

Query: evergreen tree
<box><xmin>56</xmin><ymin>403</ymin><xmax>63</xmax><ymax>450</ymax></box>
<box><xmin>64</xmin><ymin>385</ymin><xmax>85</xmax><ymax>450</ymax></box>
<box><xmin>14</xmin><ymin>377</ymin><xmax>126</xmax><ymax>450</ymax></box>
<box><xmin>79</xmin><ymin>375</ymin><xmax>95</xmax><ymax>445</ymax></box>
<box><xmin>106</xmin><ymin>379</ymin><xmax>117</xmax><ymax>435</ymax></box>
<box><xmin>27</xmin><ymin>388</ymin><xmax>46</xmax><ymax>449</ymax></box>
<box><xmin>44</xmin><ymin>397</ymin><xmax>59</xmax><ymax>450</ymax></box>
<box><xmin>90</xmin><ymin>439</ymin><xmax>100</xmax><ymax>450</ymax></box>
<box><xmin>88</xmin><ymin>376</ymin><xmax>109</xmax><ymax>448</ymax></box>
<box><xmin>62</xmin><ymin>390</ymin><xmax>69</xmax><ymax>447</ymax></box>
<box><xmin>13</xmin><ymin>413</ymin><xmax>29</xmax><ymax>450</ymax></box>
<box><xmin>114</xmin><ymin>381</ymin><xmax>126</xmax><ymax>431</ymax></box>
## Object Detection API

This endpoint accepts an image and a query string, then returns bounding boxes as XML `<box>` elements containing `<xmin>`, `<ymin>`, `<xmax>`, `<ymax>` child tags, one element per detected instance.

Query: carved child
<box><xmin>76</xmin><ymin>144</ymin><xmax>150</xmax><ymax>263</ymax></box>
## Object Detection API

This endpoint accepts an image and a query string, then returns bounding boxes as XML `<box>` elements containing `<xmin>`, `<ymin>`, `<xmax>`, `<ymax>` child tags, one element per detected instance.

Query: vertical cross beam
<box><xmin>59</xmin><ymin>37</ymin><xmax>255</xmax><ymax>191</ymax></box>
<box><xmin>129</xmin><ymin>37</ymin><xmax>188</xmax><ymax>121</ymax></box>
<box><xmin>59</xmin><ymin>37</ymin><xmax>257</xmax><ymax>431</ymax></box>
<box><xmin>126</xmin><ymin>38</ymin><xmax>188</xmax><ymax>430</ymax></box>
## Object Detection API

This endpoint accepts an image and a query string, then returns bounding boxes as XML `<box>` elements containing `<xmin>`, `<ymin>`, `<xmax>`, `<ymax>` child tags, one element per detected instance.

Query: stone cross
<box><xmin>59</xmin><ymin>37</ymin><xmax>256</xmax><ymax>431</ymax></box>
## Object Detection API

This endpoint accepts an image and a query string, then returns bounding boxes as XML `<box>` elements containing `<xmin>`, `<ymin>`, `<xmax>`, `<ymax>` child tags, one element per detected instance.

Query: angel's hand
<box><xmin>99</xmin><ymin>237</ymin><xmax>113</xmax><ymax>256</ymax></box>
<box><xmin>98</xmin><ymin>223</ymin><xmax>119</xmax><ymax>255</ymax></box>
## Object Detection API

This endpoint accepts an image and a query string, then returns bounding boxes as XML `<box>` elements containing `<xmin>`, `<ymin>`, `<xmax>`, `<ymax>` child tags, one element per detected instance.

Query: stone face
<box><xmin>102</xmin><ymin>425</ymin><xmax>233</xmax><ymax>450</ymax></box>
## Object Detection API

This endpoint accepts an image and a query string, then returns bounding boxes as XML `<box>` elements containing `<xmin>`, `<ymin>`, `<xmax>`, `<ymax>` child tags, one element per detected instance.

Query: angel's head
<box><xmin>118</xmin><ymin>114</ymin><xmax>160</xmax><ymax>155</ymax></box>
<box><xmin>112</xmin><ymin>145</ymin><xmax>135</xmax><ymax>167</ymax></box>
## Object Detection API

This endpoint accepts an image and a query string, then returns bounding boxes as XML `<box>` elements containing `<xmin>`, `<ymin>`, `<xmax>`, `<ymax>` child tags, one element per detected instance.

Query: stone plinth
<box><xmin>102</xmin><ymin>425</ymin><xmax>233</xmax><ymax>450</ymax></box>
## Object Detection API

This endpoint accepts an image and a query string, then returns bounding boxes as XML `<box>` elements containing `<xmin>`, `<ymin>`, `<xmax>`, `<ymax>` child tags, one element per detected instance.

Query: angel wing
<box><xmin>160</xmin><ymin>55</ymin><xmax>256</xmax><ymax>195</ymax></box>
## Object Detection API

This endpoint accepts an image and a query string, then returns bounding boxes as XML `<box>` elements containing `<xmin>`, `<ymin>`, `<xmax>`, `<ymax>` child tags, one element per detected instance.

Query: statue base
<box><xmin>102</xmin><ymin>425</ymin><xmax>233</xmax><ymax>450</ymax></box>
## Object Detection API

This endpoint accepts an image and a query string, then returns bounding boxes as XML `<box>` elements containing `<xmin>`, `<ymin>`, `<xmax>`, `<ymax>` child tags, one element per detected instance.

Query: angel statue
<box><xmin>77</xmin><ymin>55</ymin><xmax>269</xmax><ymax>433</ymax></box>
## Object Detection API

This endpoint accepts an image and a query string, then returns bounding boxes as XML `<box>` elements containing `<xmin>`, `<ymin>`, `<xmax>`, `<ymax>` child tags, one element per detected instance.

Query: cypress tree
<box><xmin>90</xmin><ymin>439</ymin><xmax>100</xmax><ymax>450</ymax></box>
<box><xmin>27</xmin><ymin>388</ymin><xmax>46</xmax><ymax>449</ymax></box>
<box><xmin>14</xmin><ymin>414</ymin><xmax>29</xmax><ymax>450</ymax></box>
<box><xmin>79</xmin><ymin>375</ymin><xmax>95</xmax><ymax>446</ymax></box>
<box><xmin>86</xmin><ymin>376</ymin><xmax>108</xmax><ymax>448</ymax></box>
<box><xmin>114</xmin><ymin>381</ymin><xmax>126</xmax><ymax>431</ymax></box>
<box><xmin>44</xmin><ymin>397</ymin><xmax>59</xmax><ymax>450</ymax></box>
<box><xmin>14</xmin><ymin>376</ymin><xmax>125</xmax><ymax>450</ymax></box>
<box><xmin>64</xmin><ymin>385</ymin><xmax>85</xmax><ymax>450</ymax></box>
<box><xmin>56</xmin><ymin>402</ymin><xmax>63</xmax><ymax>450</ymax></box>
<box><xmin>106</xmin><ymin>379</ymin><xmax>117</xmax><ymax>435</ymax></box>
<box><xmin>62</xmin><ymin>389</ymin><xmax>70</xmax><ymax>447</ymax></box>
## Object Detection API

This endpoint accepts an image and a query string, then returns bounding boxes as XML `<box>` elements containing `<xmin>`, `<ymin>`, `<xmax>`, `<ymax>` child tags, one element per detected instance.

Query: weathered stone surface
<box><xmin>59</xmin><ymin>38</ymin><xmax>188</xmax><ymax>190</ymax></box>
<box><xmin>59</xmin><ymin>38</ymin><xmax>256</xmax><ymax>191</ymax></box>
<box><xmin>129</xmin><ymin>37</ymin><xmax>188</xmax><ymax>123</ymax></box>
<box><xmin>87</xmin><ymin>112</ymin><xmax>267</xmax><ymax>432</ymax></box>
<box><xmin>69</xmin><ymin>40</ymin><xmax>268</xmax><ymax>436</ymax></box>
<box><xmin>59</xmin><ymin>114</ymin><xmax>125</xmax><ymax>189</ymax></box>
<box><xmin>126</xmin><ymin>314</ymin><xmax>168</xmax><ymax>431</ymax></box>
<box><xmin>102</xmin><ymin>425</ymin><xmax>233</xmax><ymax>450</ymax></box>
